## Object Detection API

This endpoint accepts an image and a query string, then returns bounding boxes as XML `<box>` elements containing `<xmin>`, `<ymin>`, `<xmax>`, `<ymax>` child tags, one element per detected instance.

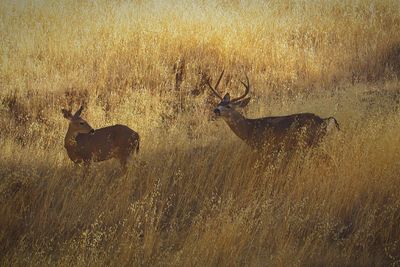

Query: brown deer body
<box><xmin>207</xmin><ymin>71</ymin><xmax>339</xmax><ymax>152</ymax></box>
<box><xmin>62</xmin><ymin>107</ymin><xmax>140</xmax><ymax>169</ymax></box>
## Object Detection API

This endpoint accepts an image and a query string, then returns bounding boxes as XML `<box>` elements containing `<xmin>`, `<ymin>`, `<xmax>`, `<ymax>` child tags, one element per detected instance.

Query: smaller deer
<box><xmin>61</xmin><ymin>106</ymin><xmax>140</xmax><ymax>170</ymax></box>
<box><xmin>207</xmin><ymin>71</ymin><xmax>339</xmax><ymax>154</ymax></box>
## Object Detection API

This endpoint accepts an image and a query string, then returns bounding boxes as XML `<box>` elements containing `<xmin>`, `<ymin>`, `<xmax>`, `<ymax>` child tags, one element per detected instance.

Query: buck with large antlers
<box><xmin>207</xmin><ymin>71</ymin><xmax>339</xmax><ymax>153</ymax></box>
<box><xmin>61</xmin><ymin>106</ymin><xmax>140</xmax><ymax>170</ymax></box>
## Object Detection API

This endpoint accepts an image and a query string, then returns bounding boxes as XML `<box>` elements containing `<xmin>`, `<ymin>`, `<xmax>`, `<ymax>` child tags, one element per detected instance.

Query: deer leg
<box><xmin>74</xmin><ymin>160</ymin><xmax>91</xmax><ymax>177</ymax></box>
<box><xmin>119</xmin><ymin>156</ymin><xmax>129</xmax><ymax>174</ymax></box>
<box><xmin>82</xmin><ymin>160</ymin><xmax>91</xmax><ymax>172</ymax></box>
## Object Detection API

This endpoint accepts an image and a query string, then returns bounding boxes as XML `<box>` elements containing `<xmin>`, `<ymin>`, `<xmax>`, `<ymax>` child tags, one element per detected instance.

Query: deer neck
<box><xmin>64</xmin><ymin>127</ymin><xmax>91</xmax><ymax>163</ymax></box>
<box><xmin>222</xmin><ymin>110</ymin><xmax>251</xmax><ymax>142</ymax></box>
<box><xmin>64</xmin><ymin>127</ymin><xmax>79</xmax><ymax>149</ymax></box>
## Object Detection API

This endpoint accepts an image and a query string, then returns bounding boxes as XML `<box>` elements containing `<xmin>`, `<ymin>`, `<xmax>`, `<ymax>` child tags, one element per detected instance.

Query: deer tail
<box><xmin>135</xmin><ymin>135</ymin><xmax>140</xmax><ymax>153</ymax></box>
<box><xmin>325</xmin><ymin>117</ymin><xmax>340</xmax><ymax>131</ymax></box>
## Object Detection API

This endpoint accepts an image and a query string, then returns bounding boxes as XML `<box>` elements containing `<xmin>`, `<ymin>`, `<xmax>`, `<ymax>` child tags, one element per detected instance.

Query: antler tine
<box><xmin>214</xmin><ymin>70</ymin><xmax>224</xmax><ymax>91</ymax></box>
<box><xmin>206</xmin><ymin>70</ymin><xmax>224</xmax><ymax>100</ymax></box>
<box><xmin>232</xmin><ymin>73</ymin><xmax>250</xmax><ymax>102</ymax></box>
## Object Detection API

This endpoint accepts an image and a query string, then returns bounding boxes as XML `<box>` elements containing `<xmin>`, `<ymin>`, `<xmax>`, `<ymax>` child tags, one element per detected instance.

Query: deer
<box><xmin>207</xmin><ymin>71</ymin><xmax>339</xmax><ymax>156</ymax></box>
<box><xmin>61</xmin><ymin>106</ymin><xmax>140</xmax><ymax>170</ymax></box>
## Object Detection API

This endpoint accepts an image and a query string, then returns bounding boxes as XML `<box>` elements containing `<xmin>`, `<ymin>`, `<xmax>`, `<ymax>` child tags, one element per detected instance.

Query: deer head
<box><xmin>207</xmin><ymin>71</ymin><xmax>251</xmax><ymax>118</ymax></box>
<box><xmin>61</xmin><ymin>106</ymin><xmax>94</xmax><ymax>135</ymax></box>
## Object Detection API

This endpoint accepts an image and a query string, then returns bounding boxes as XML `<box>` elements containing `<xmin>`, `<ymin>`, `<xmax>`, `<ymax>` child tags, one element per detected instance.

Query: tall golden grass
<box><xmin>1</xmin><ymin>0</ymin><xmax>400</xmax><ymax>265</ymax></box>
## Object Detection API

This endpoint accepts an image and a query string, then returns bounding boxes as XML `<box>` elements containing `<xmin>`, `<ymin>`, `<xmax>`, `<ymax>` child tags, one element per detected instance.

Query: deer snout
<box><xmin>214</xmin><ymin>108</ymin><xmax>221</xmax><ymax>116</ymax></box>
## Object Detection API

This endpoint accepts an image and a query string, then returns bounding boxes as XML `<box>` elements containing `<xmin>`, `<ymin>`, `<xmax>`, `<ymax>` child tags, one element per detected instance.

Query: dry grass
<box><xmin>1</xmin><ymin>0</ymin><xmax>400</xmax><ymax>266</ymax></box>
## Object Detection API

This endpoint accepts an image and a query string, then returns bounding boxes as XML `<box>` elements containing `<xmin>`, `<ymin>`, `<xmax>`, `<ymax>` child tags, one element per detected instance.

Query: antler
<box><xmin>231</xmin><ymin>74</ymin><xmax>250</xmax><ymax>102</ymax></box>
<box><xmin>206</xmin><ymin>71</ymin><xmax>224</xmax><ymax>100</ymax></box>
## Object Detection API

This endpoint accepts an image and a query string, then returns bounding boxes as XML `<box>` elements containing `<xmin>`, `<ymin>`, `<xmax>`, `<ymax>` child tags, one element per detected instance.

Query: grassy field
<box><xmin>1</xmin><ymin>0</ymin><xmax>400</xmax><ymax>266</ymax></box>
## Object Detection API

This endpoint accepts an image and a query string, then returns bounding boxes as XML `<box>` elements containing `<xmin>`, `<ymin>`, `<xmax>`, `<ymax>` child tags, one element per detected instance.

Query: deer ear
<box><xmin>73</xmin><ymin>106</ymin><xmax>84</xmax><ymax>118</ymax></box>
<box><xmin>233</xmin><ymin>97</ymin><xmax>251</xmax><ymax>108</ymax></box>
<box><xmin>62</xmin><ymin>109</ymin><xmax>73</xmax><ymax>120</ymax></box>
<box><xmin>223</xmin><ymin>93</ymin><xmax>230</xmax><ymax>102</ymax></box>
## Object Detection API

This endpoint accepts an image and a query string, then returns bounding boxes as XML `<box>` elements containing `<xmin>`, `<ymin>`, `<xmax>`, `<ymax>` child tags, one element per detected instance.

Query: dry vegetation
<box><xmin>1</xmin><ymin>0</ymin><xmax>400</xmax><ymax>266</ymax></box>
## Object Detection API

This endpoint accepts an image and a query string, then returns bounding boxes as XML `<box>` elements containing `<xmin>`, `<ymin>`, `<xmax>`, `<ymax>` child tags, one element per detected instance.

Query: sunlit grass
<box><xmin>1</xmin><ymin>0</ymin><xmax>400</xmax><ymax>266</ymax></box>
